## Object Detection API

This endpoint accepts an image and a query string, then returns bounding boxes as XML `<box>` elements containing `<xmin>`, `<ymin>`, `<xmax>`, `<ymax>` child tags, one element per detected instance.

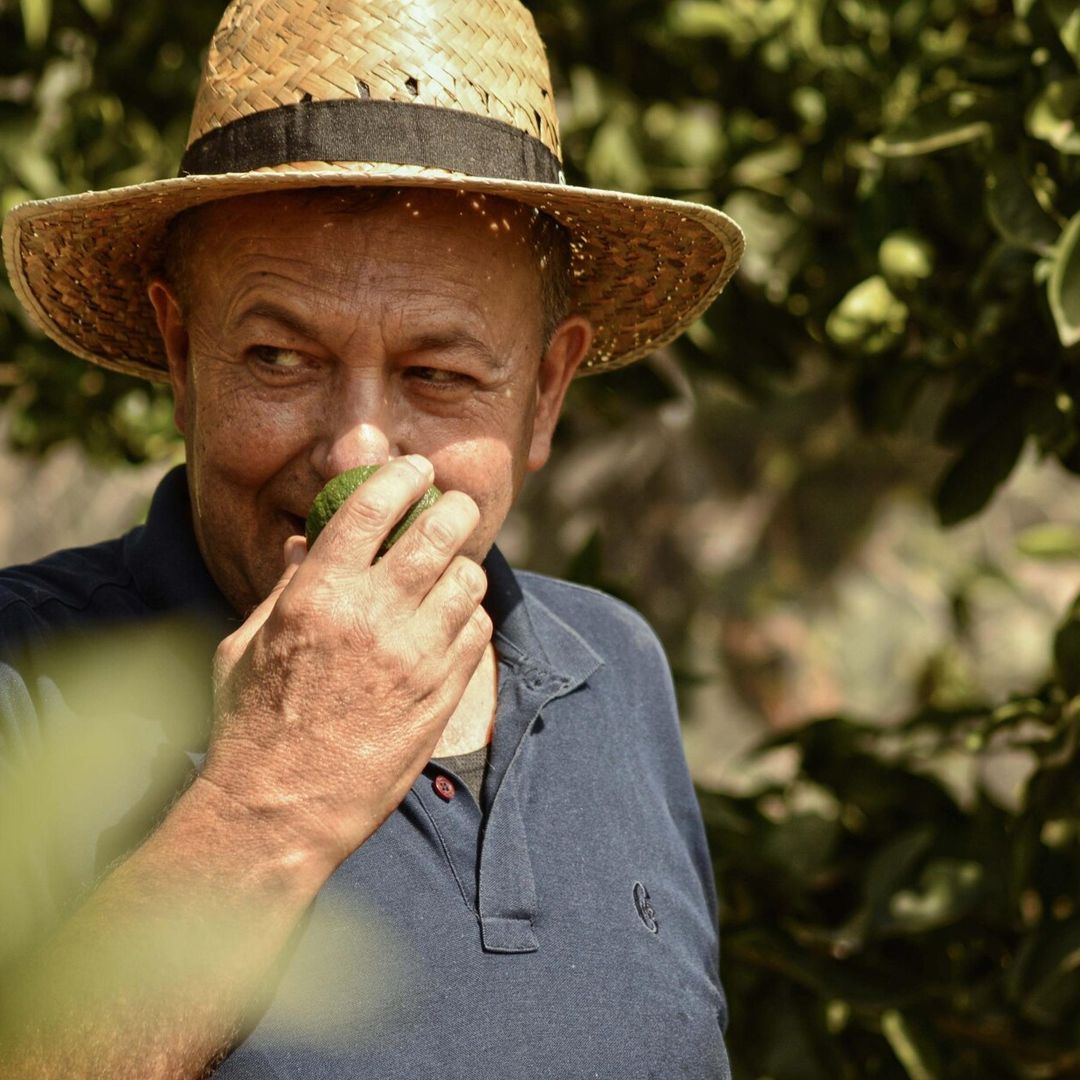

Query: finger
<box><xmin>411</xmin><ymin>604</ymin><xmax>493</xmax><ymax>747</ymax></box>
<box><xmin>225</xmin><ymin>536</ymin><xmax>307</xmax><ymax>656</ymax></box>
<box><xmin>376</xmin><ymin>491</ymin><xmax>481</xmax><ymax>600</ymax></box>
<box><xmin>411</xmin><ymin>555</ymin><xmax>490</xmax><ymax>650</ymax></box>
<box><xmin>304</xmin><ymin>455</ymin><xmax>435</xmax><ymax>570</ymax></box>
<box><xmin>436</xmin><ymin>606</ymin><xmax>495</xmax><ymax>705</ymax></box>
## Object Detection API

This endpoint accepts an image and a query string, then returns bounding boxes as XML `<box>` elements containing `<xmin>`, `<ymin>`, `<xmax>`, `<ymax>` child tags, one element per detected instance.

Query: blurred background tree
<box><xmin>4</xmin><ymin>0</ymin><xmax>1080</xmax><ymax>1075</ymax></box>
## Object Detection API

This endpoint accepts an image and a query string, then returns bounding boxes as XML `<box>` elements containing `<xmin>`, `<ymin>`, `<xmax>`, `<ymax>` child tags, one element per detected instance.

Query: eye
<box><xmin>405</xmin><ymin>366</ymin><xmax>473</xmax><ymax>389</ymax></box>
<box><xmin>251</xmin><ymin>346</ymin><xmax>306</xmax><ymax>369</ymax></box>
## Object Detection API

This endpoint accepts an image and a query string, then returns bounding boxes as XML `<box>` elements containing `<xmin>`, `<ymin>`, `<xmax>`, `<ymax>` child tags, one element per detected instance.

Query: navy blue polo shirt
<box><xmin>0</xmin><ymin>467</ymin><xmax>730</xmax><ymax>1078</ymax></box>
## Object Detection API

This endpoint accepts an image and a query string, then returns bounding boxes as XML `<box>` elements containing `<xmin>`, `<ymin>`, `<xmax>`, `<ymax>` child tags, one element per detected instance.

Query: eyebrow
<box><xmin>230</xmin><ymin>301</ymin><xmax>319</xmax><ymax>340</ymax></box>
<box><xmin>406</xmin><ymin>331</ymin><xmax>506</xmax><ymax>371</ymax></box>
<box><xmin>232</xmin><ymin>301</ymin><xmax>506</xmax><ymax>370</ymax></box>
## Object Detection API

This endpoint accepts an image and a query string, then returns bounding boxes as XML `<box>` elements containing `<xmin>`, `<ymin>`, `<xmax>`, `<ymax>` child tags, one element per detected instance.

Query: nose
<box><xmin>311</xmin><ymin>374</ymin><xmax>397</xmax><ymax>479</ymax></box>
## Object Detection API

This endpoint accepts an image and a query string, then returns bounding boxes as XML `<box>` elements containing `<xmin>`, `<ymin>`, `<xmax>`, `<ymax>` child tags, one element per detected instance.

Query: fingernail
<box><xmin>402</xmin><ymin>454</ymin><xmax>434</xmax><ymax>480</ymax></box>
<box><xmin>285</xmin><ymin>537</ymin><xmax>307</xmax><ymax>565</ymax></box>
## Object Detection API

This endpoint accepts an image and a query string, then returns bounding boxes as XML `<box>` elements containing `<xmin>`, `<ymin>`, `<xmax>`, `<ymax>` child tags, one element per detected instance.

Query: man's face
<box><xmin>150</xmin><ymin>189</ymin><xmax>590</xmax><ymax>615</ymax></box>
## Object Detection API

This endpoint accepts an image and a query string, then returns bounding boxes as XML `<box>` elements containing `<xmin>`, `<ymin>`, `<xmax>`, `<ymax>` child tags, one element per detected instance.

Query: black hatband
<box><xmin>180</xmin><ymin>98</ymin><xmax>563</xmax><ymax>184</ymax></box>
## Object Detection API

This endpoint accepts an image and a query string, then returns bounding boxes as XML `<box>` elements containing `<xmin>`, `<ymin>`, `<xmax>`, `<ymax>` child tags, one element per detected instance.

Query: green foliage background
<box><xmin>4</xmin><ymin>0</ymin><xmax>1080</xmax><ymax>1076</ymax></box>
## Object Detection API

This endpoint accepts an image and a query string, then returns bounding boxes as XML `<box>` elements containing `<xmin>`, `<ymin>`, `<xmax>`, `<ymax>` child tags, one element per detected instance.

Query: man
<box><xmin>0</xmin><ymin>0</ymin><xmax>743</xmax><ymax>1075</ymax></box>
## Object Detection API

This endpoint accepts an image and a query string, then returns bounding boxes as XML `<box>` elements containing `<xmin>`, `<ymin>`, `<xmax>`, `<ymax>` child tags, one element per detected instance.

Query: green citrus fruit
<box><xmin>305</xmin><ymin>464</ymin><xmax>442</xmax><ymax>557</ymax></box>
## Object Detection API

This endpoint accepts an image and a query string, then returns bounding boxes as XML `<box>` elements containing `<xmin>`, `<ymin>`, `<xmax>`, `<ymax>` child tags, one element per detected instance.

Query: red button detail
<box><xmin>433</xmin><ymin>775</ymin><xmax>456</xmax><ymax>801</ymax></box>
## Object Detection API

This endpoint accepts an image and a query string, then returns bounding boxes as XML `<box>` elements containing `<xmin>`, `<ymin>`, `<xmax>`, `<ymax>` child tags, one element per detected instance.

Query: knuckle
<box><xmin>266</xmin><ymin>592</ymin><xmax>325</xmax><ymax>647</ymax></box>
<box><xmin>434</xmin><ymin>581</ymin><xmax>480</xmax><ymax>637</ymax></box>
<box><xmin>270</xmin><ymin>589</ymin><xmax>305</xmax><ymax>628</ymax></box>
<box><xmin>467</xmin><ymin>605</ymin><xmax>493</xmax><ymax>642</ymax></box>
<box><xmin>338</xmin><ymin>596</ymin><xmax>377</xmax><ymax>648</ymax></box>
<box><xmin>344</xmin><ymin>492</ymin><xmax>392</xmax><ymax>532</ymax></box>
<box><xmin>214</xmin><ymin>635</ymin><xmax>242</xmax><ymax>671</ymax></box>
<box><xmin>440</xmin><ymin>589</ymin><xmax>474</xmax><ymax>632</ymax></box>
<box><xmin>452</xmin><ymin>557</ymin><xmax>487</xmax><ymax>597</ymax></box>
<box><xmin>373</xmin><ymin>636</ymin><xmax>418</xmax><ymax>685</ymax></box>
<box><xmin>416</xmin><ymin>510</ymin><xmax>458</xmax><ymax>554</ymax></box>
<box><xmin>392</xmin><ymin>455</ymin><xmax>432</xmax><ymax>483</ymax></box>
<box><xmin>477</xmin><ymin>606</ymin><xmax>493</xmax><ymax>633</ymax></box>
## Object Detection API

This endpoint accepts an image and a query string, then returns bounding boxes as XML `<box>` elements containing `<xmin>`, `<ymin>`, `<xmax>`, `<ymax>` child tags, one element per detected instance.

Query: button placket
<box><xmin>476</xmin><ymin>664</ymin><xmax>578</xmax><ymax>954</ymax></box>
<box><xmin>410</xmin><ymin>764</ymin><xmax>484</xmax><ymax>912</ymax></box>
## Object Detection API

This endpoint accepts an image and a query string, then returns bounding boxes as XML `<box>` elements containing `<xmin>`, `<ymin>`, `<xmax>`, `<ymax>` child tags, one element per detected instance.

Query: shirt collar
<box><xmin>482</xmin><ymin>545</ymin><xmax>603</xmax><ymax>693</ymax></box>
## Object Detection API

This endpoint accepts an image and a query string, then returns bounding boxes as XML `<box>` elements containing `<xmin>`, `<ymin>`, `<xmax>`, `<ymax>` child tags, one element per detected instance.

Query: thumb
<box><xmin>227</xmin><ymin>536</ymin><xmax>308</xmax><ymax>654</ymax></box>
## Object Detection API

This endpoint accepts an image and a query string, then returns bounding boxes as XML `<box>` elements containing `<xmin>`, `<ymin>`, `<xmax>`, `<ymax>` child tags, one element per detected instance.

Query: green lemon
<box><xmin>305</xmin><ymin>464</ymin><xmax>442</xmax><ymax>557</ymax></box>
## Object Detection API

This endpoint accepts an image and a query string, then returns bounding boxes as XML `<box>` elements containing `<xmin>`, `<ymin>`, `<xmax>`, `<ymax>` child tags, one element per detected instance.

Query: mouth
<box><xmin>284</xmin><ymin>511</ymin><xmax>307</xmax><ymax>538</ymax></box>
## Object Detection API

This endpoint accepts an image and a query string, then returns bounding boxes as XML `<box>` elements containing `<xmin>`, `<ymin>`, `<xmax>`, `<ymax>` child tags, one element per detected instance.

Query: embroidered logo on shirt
<box><xmin>633</xmin><ymin>882</ymin><xmax>659</xmax><ymax>934</ymax></box>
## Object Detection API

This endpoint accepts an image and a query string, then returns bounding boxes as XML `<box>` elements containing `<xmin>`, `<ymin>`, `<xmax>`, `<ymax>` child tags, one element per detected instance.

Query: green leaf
<box><xmin>872</xmin><ymin>94</ymin><xmax>992</xmax><ymax>158</ymax></box>
<box><xmin>658</xmin><ymin>105</ymin><xmax>726</xmax><ymax>170</ymax></box>
<box><xmin>828</xmin><ymin>826</ymin><xmax>936</xmax><ymax>952</ymax></box>
<box><xmin>666</xmin><ymin>0</ymin><xmax>742</xmax><ymax>39</ymax></box>
<box><xmin>665</xmin><ymin>0</ymin><xmax>792</xmax><ymax>44</ymax></box>
<box><xmin>719</xmin><ymin>189</ymin><xmax>806</xmax><ymax>299</ymax></box>
<box><xmin>562</xmin><ymin>66</ymin><xmax>606</xmax><ymax>133</ymax></box>
<box><xmin>1049</xmin><ymin>210</ymin><xmax>1080</xmax><ymax>348</ymax></box>
<box><xmin>1018</xmin><ymin>524</ymin><xmax>1080</xmax><ymax>560</ymax></box>
<box><xmin>759</xmin><ymin>811</ymin><xmax>840</xmax><ymax>885</ymax></box>
<box><xmin>879</xmin><ymin>231</ymin><xmax>935</xmax><ymax>289</ymax></box>
<box><xmin>1</xmin><ymin>186</ymin><xmax>34</xmax><ymax>216</ymax></box>
<box><xmin>1011</xmin><ymin>918</ymin><xmax>1080</xmax><ymax>1025</ymax></box>
<box><xmin>825</xmin><ymin>276</ymin><xmax>909</xmax><ymax>354</ymax></box>
<box><xmin>933</xmin><ymin>411</ymin><xmax>1027</xmax><ymax>526</ymax></box>
<box><xmin>1044</xmin><ymin>0</ymin><xmax>1080</xmax><ymax>62</ymax></box>
<box><xmin>1026</xmin><ymin>80</ymin><xmax>1080</xmax><ymax>155</ymax></box>
<box><xmin>985</xmin><ymin>158</ymin><xmax>1060</xmax><ymax>256</ymax></box>
<box><xmin>19</xmin><ymin>0</ymin><xmax>51</xmax><ymax>46</ymax></box>
<box><xmin>886</xmin><ymin>858</ymin><xmax>983</xmax><ymax>933</ymax></box>
<box><xmin>729</xmin><ymin>136</ymin><xmax>803</xmax><ymax>188</ymax></box>
<box><xmin>78</xmin><ymin>0</ymin><xmax>112</xmax><ymax>21</ymax></box>
<box><xmin>1062</xmin><ymin>11</ymin><xmax>1080</xmax><ymax>62</ymax></box>
<box><xmin>11</xmin><ymin>147</ymin><xmax>64</xmax><ymax>199</ymax></box>
<box><xmin>585</xmin><ymin>108</ymin><xmax>650</xmax><ymax>193</ymax></box>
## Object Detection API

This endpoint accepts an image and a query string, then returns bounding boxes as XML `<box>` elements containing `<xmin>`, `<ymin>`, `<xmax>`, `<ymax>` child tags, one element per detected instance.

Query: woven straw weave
<box><xmin>194</xmin><ymin>0</ymin><xmax>561</xmax><ymax>158</ymax></box>
<box><xmin>2</xmin><ymin>0</ymin><xmax>744</xmax><ymax>382</ymax></box>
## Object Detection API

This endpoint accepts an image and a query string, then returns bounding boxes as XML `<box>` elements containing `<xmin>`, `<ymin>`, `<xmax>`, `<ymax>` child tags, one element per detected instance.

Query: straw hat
<box><xmin>2</xmin><ymin>0</ymin><xmax>743</xmax><ymax>381</ymax></box>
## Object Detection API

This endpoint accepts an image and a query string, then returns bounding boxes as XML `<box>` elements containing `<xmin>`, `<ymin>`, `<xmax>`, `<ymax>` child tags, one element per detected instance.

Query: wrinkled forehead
<box><xmin>161</xmin><ymin>185</ymin><xmax>563</xmax><ymax>345</ymax></box>
<box><xmin>170</xmin><ymin>186</ymin><xmax>547</xmax><ymax>271</ymax></box>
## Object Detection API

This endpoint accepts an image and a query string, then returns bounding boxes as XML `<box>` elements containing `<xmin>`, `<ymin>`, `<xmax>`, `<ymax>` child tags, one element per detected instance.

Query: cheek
<box><xmin>192</xmin><ymin>379</ymin><xmax>313</xmax><ymax>488</ymax></box>
<box><xmin>399</xmin><ymin>388</ymin><xmax>533</xmax><ymax>489</ymax></box>
<box><xmin>428</xmin><ymin>434</ymin><xmax>523</xmax><ymax>538</ymax></box>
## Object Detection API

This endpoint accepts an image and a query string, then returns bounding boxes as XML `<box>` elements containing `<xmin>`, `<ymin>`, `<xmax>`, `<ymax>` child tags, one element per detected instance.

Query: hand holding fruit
<box><xmin>197</xmin><ymin>455</ymin><xmax>491</xmax><ymax>872</ymax></box>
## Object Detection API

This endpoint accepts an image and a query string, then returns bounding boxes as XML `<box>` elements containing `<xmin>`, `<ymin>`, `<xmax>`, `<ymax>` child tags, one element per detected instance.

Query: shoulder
<box><xmin>485</xmin><ymin>556</ymin><xmax>682</xmax><ymax>743</ymax></box>
<box><xmin>0</xmin><ymin>534</ymin><xmax>142</xmax><ymax>656</ymax></box>
<box><xmin>516</xmin><ymin>570</ymin><xmax>671</xmax><ymax>675</ymax></box>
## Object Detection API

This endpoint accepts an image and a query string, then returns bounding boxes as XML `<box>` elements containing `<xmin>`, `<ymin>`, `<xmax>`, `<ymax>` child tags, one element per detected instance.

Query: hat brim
<box><xmin>2</xmin><ymin>163</ymin><xmax>743</xmax><ymax>382</ymax></box>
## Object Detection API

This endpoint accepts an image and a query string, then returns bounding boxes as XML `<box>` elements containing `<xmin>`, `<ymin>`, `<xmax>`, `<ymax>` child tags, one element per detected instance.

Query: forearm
<box><xmin>0</xmin><ymin>775</ymin><xmax>334</xmax><ymax>1080</ymax></box>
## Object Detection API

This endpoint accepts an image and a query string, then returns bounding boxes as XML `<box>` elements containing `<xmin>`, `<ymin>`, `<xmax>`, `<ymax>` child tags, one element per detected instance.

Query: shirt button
<box><xmin>433</xmin><ymin>774</ymin><xmax>456</xmax><ymax>801</ymax></box>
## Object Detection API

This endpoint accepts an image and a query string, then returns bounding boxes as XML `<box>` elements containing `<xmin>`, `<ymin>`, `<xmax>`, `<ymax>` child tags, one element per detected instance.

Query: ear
<box><xmin>526</xmin><ymin>315</ymin><xmax>593</xmax><ymax>473</ymax></box>
<box><xmin>147</xmin><ymin>279</ymin><xmax>191</xmax><ymax>435</ymax></box>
